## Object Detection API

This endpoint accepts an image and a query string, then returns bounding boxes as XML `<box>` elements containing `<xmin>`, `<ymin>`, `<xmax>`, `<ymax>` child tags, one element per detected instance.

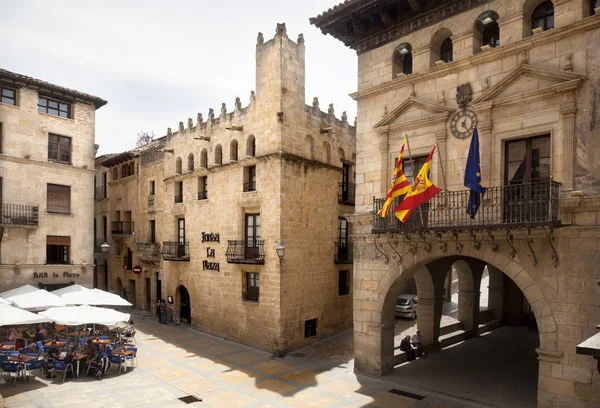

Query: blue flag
<box><xmin>464</xmin><ymin>128</ymin><xmax>486</xmax><ymax>219</ymax></box>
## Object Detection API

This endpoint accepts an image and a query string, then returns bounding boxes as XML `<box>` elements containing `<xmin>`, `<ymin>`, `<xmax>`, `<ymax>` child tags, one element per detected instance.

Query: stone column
<box><xmin>474</xmin><ymin>104</ymin><xmax>493</xmax><ymax>187</ymax></box>
<box><xmin>560</xmin><ymin>104</ymin><xmax>576</xmax><ymax>192</ymax></box>
<box><xmin>413</xmin><ymin>46</ymin><xmax>434</xmax><ymax>73</ymax></box>
<box><xmin>498</xmin><ymin>13</ymin><xmax>527</xmax><ymax>45</ymax></box>
<box><xmin>451</xmin><ymin>30</ymin><xmax>475</xmax><ymax>61</ymax></box>
<box><xmin>487</xmin><ymin>265</ymin><xmax>504</xmax><ymax>320</ymax></box>
<box><xmin>354</xmin><ymin>321</ymin><xmax>396</xmax><ymax>376</ymax></box>
<box><xmin>417</xmin><ymin>296</ymin><xmax>444</xmax><ymax>350</ymax></box>
<box><xmin>434</xmin><ymin>131</ymin><xmax>448</xmax><ymax>189</ymax></box>
<box><xmin>553</xmin><ymin>0</ymin><xmax>583</xmax><ymax>27</ymax></box>
<box><xmin>458</xmin><ymin>290</ymin><xmax>481</xmax><ymax>333</ymax></box>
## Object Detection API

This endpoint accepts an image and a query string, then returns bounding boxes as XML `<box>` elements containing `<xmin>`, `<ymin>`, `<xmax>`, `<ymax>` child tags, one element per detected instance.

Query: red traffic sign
<box><xmin>132</xmin><ymin>265</ymin><xmax>142</xmax><ymax>274</ymax></box>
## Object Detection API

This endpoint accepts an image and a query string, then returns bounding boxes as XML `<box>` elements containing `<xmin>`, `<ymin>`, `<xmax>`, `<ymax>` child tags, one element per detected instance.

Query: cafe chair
<box><xmin>52</xmin><ymin>360</ymin><xmax>74</xmax><ymax>383</ymax></box>
<box><xmin>108</xmin><ymin>353</ymin><xmax>125</xmax><ymax>375</ymax></box>
<box><xmin>1</xmin><ymin>361</ymin><xmax>24</xmax><ymax>384</ymax></box>
<box><xmin>25</xmin><ymin>359</ymin><xmax>45</xmax><ymax>381</ymax></box>
<box><xmin>125</xmin><ymin>347</ymin><xmax>137</xmax><ymax>370</ymax></box>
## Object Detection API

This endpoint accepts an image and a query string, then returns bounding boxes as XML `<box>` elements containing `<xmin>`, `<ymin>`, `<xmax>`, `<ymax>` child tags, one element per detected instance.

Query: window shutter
<box><xmin>47</xmin><ymin>184</ymin><xmax>71</xmax><ymax>214</ymax></box>
<box><xmin>47</xmin><ymin>235</ymin><xmax>70</xmax><ymax>246</ymax></box>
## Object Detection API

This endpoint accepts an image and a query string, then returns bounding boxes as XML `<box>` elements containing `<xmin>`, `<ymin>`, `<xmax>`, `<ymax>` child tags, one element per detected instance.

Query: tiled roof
<box><xmin>309</xmin><ymin>0</ymin><xmax>366</xmax><ymax>26</ymax></box>
<box><xmin>0</xmin><ymin>68</ymin><xmax>107</xmax><ymax>109</ymax></box>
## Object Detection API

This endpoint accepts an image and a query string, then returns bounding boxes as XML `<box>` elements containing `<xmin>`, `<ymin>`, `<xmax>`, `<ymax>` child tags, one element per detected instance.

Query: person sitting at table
<box><xmin>43</xmin><ymin>341</ymin><xmax>60</xmax><ymax>377</ymax></box>
<box><xmin>27</xmin><ymin>325</ymin><xmax>48</xmax><ymax>343</ymax></box>
<box><xmin>400</xmin><ymin>335</ymin><xmax>416</xmax><ymax>361</ymax></box>
<box><xmin>83</xmin><ymin>339</ymin><xmax>97</xmax><ymax>357</ymax></box>
<box><xmin>7</xmin><ymin>327</ymin><xmax>26</xmax><ymax>351</ymax></box>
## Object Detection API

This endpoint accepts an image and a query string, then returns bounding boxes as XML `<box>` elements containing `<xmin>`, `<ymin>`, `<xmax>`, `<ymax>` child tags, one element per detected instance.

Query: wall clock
<box><xmin>450</xmin><ymin>108</ymin><xmax>478</xmax><ymax>139</ymax></box>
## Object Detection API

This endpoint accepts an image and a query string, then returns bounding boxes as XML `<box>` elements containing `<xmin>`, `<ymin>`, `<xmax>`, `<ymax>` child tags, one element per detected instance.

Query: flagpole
<box><xmin>435</xmin><ymin>142</ymin><xmax>449</xmax><ymax>226</ymax></box>
<box><xmin>404</xmin><ymin>134</ymin><xmax>424</xmax><ymax>228</ymax></box>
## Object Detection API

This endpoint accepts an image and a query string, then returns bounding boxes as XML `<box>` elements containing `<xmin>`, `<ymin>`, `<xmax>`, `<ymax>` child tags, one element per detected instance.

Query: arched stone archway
<box><xmin>355</xmin><ymin>242</ymin><xmax>557</xmax><ymax>377</ymax></box>
<box><xmin>176</xmin><ymin>284</ymin><xmax>191</xmax><ymax>324</ymax></box>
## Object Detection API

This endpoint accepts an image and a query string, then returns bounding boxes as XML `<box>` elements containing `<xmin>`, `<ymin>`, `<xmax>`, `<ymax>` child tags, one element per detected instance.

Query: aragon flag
<box><xmin>377</xmin><ymin>138</ymin><xmax>411</xmax><ymax>217</ymax></box>
<box><xmin>393</xmin><ymin>145</ymin><xmax>442</xmax><ymax>223</ymax></box>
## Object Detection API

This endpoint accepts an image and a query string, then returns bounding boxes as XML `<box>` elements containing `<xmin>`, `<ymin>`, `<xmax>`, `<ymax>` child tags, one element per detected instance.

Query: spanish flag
<box><xmin>377</xmin><ymin>139</ymin><xmax>411</xmax><ymax>217</ymax></box>
<box><xmin>393</xmin><ymin>145</ymin><xmax>442</xmax><ymax>223</ymax></box>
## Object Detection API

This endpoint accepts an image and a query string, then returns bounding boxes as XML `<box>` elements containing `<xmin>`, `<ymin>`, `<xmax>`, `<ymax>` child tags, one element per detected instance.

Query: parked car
<box><xmin>396</xmin><ymin>294</ymin><xmax>418</xmax><ymax>319</ymax></box>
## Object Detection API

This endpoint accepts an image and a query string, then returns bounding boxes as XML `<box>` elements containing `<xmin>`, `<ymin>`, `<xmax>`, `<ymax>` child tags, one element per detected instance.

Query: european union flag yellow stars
<box><xmin>464</xmin><ymin>128</ymin><xmax>486</xmax><ymax>219</ymax></box>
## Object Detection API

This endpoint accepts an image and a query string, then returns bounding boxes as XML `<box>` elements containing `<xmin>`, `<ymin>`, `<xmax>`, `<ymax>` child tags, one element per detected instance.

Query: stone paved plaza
<box><xmin>0</xmin><ymin>310</ymin><xmax>500</xmax><ymax>408</ymax></box>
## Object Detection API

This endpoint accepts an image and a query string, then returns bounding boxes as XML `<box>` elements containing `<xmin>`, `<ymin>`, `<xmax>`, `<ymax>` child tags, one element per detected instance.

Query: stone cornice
<box><xmin>373</xmin><ymin>97</ymin><xmax>454</xmax><ymax>130</ymax></box>
<box><xmin>374</xmin><ymin>112</ymin><xmax>451</xmax><ymax>133</ymax></box>
<box><xmin>350</xmin><ymin>15</ymin><xmax>600</xmax><ymax>101</ymax></box>
<box><xmin>0</xmin><ymin>153</ymin><xmax>94</xmax><ymax>173</ymax></box>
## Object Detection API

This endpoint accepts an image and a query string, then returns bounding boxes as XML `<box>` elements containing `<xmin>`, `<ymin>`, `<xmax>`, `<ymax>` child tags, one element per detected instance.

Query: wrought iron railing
<box><xmin>148</xmin><ymin>195</ymin><xmax>155</xmax><ymax>206</ymax></box>
<box><xmin>373</xmin><ymin>180</ymin><xmax>560</xmax><ymax>233</ymax></box>
<box><xmin>226</xmin><ymin>240</ymin><xmax>265</xmax><ymax>264</ymax></box>
<box><xmin>95</xmin><ymin>185</ymin><xmax>107</xmax><ymax>201</ymax></box>
<box><xmin>162</xmin><ymin>241</ymin><xmax>190</xmax><ymax>261</ymax></box>
<box><xmin>243</xmin><ymin>182</ymin><xmax>256</xmax><ymax>192</ymax></box>
<box><xmin>339</xmin><ymin>182</ymin><xmax>355</xmax><ymax>205</ymax></box>
<box><xmin>334</xmin><ymin>241</ymin><xmax>353</xmax><ymax>264</ymax></box>
<box><xmin>111</xmin><ymin>221</ymin><xmax>134</xmax><ymax>235</ymax></box>
<box><xmin>198</xmin><ymin>191</ymin><xmax>208</xmax><ymax>200</ymax></box>
<box><xmin>137</xmin><ymin>242</ymin><xmax>161</xmax><ymax>258</ymax></box>
<box><xmin>0</xmin><ymin>204</ymin><xmax>39</xmax><ymax>226</ymax></box>
<box><xmin>174</xmin><ymin>195</ymin><xmax>183</xmax><ymax>203</ymax></box>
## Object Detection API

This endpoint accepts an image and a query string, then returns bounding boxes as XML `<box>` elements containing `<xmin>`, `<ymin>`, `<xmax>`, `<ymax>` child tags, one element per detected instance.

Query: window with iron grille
<box><xmin>338</xmin><ymin>270</ymin><xmax>350</xmax><ymax>296</ymax></box>
<box><xmin>47</xmin><ymin>184</ymin><xmax>71</xmax><ymax>214</ymax></box>
<box><xmin>198</xmin><ymin>176</ymin><xmax>208</xmax><ymax>200</ymax></box>
<box><xmin>0</xmin><ymin>86</ymin><xmax>16</xmax><ymax>106</ymax></box>
<box><xmin>46</xmin><ymin>236</ymin><xmax>70</xmax><ymax>264</ymax></box>
<box><xmin>48</xmin><ymin>134</ymin><xmax>71</xmax><ymax>164</ymax></box>
<box><xmin>38</xmin><ymin>96</ymin><xmax>71</xmax><ymax>118</ymax></box>
<box><xmin>244</xmin><ymin>272</ymin><xmax>259</xmax><ymax>302</ymax></box>
<box><xmin>243</xmin><ymin>166</ymin><xmax>256</xmax><ymax>192</ymax></box>
<box><xmin>305</xmin><ymin>319</ymin><xmax>317</xmax><ymax>338</ymax></box>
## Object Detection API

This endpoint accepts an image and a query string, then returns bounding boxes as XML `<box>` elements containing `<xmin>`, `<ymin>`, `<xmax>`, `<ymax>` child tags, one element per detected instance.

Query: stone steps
<box><xmin>477</xmin><ymin>319</ymin><xmax>502</xmax><ymax>335</ymax></box>
<box><xmin>440</xmin><ymin>321</ymin><xmax>464</xmax><ymax>336</ymax></box>
<box><xmin>439</xmin><ymin>329</ymin><xmax>469</xmax><ymax>348</ymax></box>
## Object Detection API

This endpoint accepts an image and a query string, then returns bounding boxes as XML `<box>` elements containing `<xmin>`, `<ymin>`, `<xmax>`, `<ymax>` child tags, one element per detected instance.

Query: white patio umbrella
<box><xmin>60</xmin><ymin>288</ymin><xmax>132</xmax><ymax>307</ymax></box>
<box><xmin>0</xmin><ymin>297</ymin><xmax>11</xmax><ymax>305</ymax></box>
<box><xmin>0</xmin><ymin>304</ymin><xmax>51</xmax><ymax>326</ymax></box>
<box><xmin>0</xmin><ymin>284</ymin><xmax>39</xmax><ymax>299</ymax></box>
<box><xmin>6</xmin><ymin>289</ymin><xmax>66</xmax><ymax>310</ymax></box>
<box><xmin>51</xmin><ymin>284</ymin><xmax>90</xmax><ymax>296</ymax></box>
<box><xmin>39</xmin><ymin>305</ymin><xmax>130</xmax><ymax>326</ymax></box>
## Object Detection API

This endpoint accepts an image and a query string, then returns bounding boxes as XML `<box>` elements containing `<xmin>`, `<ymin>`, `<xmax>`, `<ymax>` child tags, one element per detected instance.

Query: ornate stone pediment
<box><xmin>473</xmin><ymin>65</ymin><xmax>586</xmax><ymax>107</ymax></box>
<box><xmin>373</xmin><ymin>97</ymin><xmax>454</xmax><ymax>133</ymax></box>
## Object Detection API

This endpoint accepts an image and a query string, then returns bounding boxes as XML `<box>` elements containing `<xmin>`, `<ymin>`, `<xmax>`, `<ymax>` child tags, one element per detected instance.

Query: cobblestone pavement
<box><xmin>0</xmin><ymin>311</ymin><xmax>490</xmax><ymax>408</ymax></box>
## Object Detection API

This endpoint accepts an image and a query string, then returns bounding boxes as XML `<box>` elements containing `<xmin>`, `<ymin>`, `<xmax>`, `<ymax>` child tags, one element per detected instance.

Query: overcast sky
<box><xmin>1</xmin><ymin>0</ymin><xmax>357</xmax><ymax>155</ymax></box>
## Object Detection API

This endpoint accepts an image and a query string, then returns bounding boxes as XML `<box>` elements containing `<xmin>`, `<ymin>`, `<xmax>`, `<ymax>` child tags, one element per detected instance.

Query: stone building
<box><xmin>96</xmin><ymin>24</ymin><xmax>356</xmax><ymax>354</ymax></box>
<box><xmin>0</xmin><ymin>68</ymin><xmax>106</xmax><ymax>292</ymax></box>
<box><xmin>312</xmin><ymin>0</ymin><xmax>600</xmax><ymax>406</ymax></box>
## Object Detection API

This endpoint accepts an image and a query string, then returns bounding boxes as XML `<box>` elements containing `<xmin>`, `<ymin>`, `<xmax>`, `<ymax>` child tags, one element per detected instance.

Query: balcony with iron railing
<box><xmin>334</xmin><ymin>241</ymin><xmax>353</xmax><ymax>264</ymax></box>
<box><xmin>162</xmin><ymin>241</ymin><xmax>190</xmax><ymax>261</ymax></box>
<box><xmin>0</xmin><ymin>204</ymin><xmax>39</xmax><ymax>227</ymax></box>
<box><xmin>198</xmin><ymin>191</ymin><xmax>208</xmax><ymax>200</ymax></box>
<box><xmin>339</xmin><ymin>182</ymin><xmax>356</xmax><ymax>206</ymax></box>
<box><xmin>226</xmin><ymin>240</ymin><xmax>265</xmax><ymax>264</ymax></box>
<box><xmin>243</xmin><ymin>182</ymin><xmax>256</xmax><ymax>192</ymax></box>
<box><xmin>111</xmin><ymin>221</ymin><xmax>134</xmax><ymax>235</ymax></box>
<box><xmin>372</xmin><ymin>180</ymin><xmax>561</xmax><ymax>234</ymax></box>
<box><xmin>95</xmin><ymin>185</ymin><xmax>107</xmax><ymax>201</ymax></box>
<box><xmin>137</xmin><ymin>242</ymin><xmax>161</xmax><ymax>260</ymax></box>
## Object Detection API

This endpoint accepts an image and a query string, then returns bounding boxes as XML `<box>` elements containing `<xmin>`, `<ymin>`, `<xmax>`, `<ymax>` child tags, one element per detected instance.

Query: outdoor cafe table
<box><xmin>44</xmin><ymin>340</ymin><xmax>69</xmax><ymax>348</ymax></box>
<box><xmin>1</xmin><ymin>344</ymin><xmax>15</xmax><ymax>351</ymax></box>
<box><xmin>71</xmin><ymin>353</ymin><xmax>87</xmax><ymax>378</ymax></box>
<box><xmin>92</xmin><ymin>339</ymin><xmax>112</xmax><ymax>346</ymax></box>
<box><xmin>8</xmin><ymin>355</ymin><xmax>37</xmax><ymax>363</ymax></box>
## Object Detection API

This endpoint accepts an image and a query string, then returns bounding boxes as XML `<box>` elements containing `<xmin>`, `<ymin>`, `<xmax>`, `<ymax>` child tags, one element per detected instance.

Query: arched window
<box><xmin>475</xmin><ymin>11</ymin><xmax>500</xmax><ymax>49</ymax></box>
<box><xmin>187</xmin><ymin>153</ymin><xmax>194</xmax><ymax>172</ymax></box>
<box><xmin>200</xmin><ymin>149</ymin><xmax>207</xmax><ymax>168</ymax></box>
<box><xmin>175</xmin><ymin>157</ymin><xmax>182</xmax><ymax>174</ymax></box>
<box><xmin>392</xmin><ymin>43</ymin><xmax>413</xmax><ymax>77</ymax></box>
<box><xmin>440</xmin><ymin>37</ymin><xmax>453</xmax><ymax>62</ymax></box>
<box><xmin>121</xmin><ymin>164</ymin><xmax>128</xmax><ymax>178</ymax></box>
<box><xmin>304</xmin><ymin>136</ymin><xmax>314</xmax><ymax>159</ymax></box>
<box><xmin>532</xmin><ymin>1</ymin><xmax>554</xmax><ymax>31</ymax></box>
<box><xmin>323</xmin><ymin>142</ymin><xmax>331</xmax><ymax>164</ymax></box>
<box><xmin>246</xmin><ymin>135</ymin><xmax>256</xmax><ymax>157</ymax></box>
<box><xmin>230</xmin><ymin>140</ymin><xmax>238</xmax><ymax>161</ymax></box>
<box><xmin>215</xmin><ymin>145</ymin><xmax>222</xmax><ymax>165</ymax></box>
<box><xmin>128</xmin><ymin>161</ymin><xmax>134</xmax><ymax>176</ymax></box>
<box><xmin>112</xmin><ymin>167</ymin><xmax>118</xmax><ymax>181</ymax></box>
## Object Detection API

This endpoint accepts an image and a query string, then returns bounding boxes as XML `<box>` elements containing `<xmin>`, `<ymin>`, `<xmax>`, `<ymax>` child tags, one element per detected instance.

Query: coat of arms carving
<box><xmin>456</xmin><ymin>83</ymin><xmax>473</xmax><ymax>108</ymax></box>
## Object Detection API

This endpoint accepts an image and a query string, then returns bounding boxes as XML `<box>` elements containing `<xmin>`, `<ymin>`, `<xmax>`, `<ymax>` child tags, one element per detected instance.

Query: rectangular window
<box><xmin>505</xmin><ymin>135</ymin><xmax>551</xmax><ymax>185</ymax></box>
<box><xmin>38</xmin><ymin>96</ymin><xmax>71</xmax><ymax>118</ymax></box>
<box><xmin>47</xmin><ymin>184</ymin><xmax>71</xmax><ymax>214</ymax></box>
<box><xmin>304</xmin><ymin>319</ymin><xmax>317</xmax><ymax>338</ymax></box>
<box><xmin>244</xmin><ymin>272</ymin><xmax>259</xmax><ymax>302</ymax></box>
<box><xmin>402</xmin><ymin>156</ymin><xmax>428</xmax><ymax>183</ymax></box>
<box><xmin>175</xmin><ymin>181</ymin><xmax>183</xmax><ymax>203</ymax></box>
<box><xmin>198</xmin><ymin>176</ymin><xmax>208</xmax><ymax>200</ymax></box>
<box><xmin>150</xmin><ymin>220</ymin><xmax>156</xmax><ymax>243</ymax></box>
<box><xmin>338</xmin><ymin>270</ymin><xmax>350</xmax><ymax>296</ymax></box>
<box><xmin>149</xmin><ymin>181</ymin><xmax>155</xmax><ymax>196</ymax></box>
<box><xmin>245</xmin><ymin>213</ymin><xmax>261</xmax><ymax>260</ymax></box>
<box><xmin>48</xmin><ymin>134</ymin><xmax>71</xmax><ymax>164</ymax></box>
<box><xmin>0</xmin><ymin>86</ymin><xmax>16</xmax><ymax>106</ymax></box>
<box><xmin>46</xmin><ymin>236</ymin><xmax>70</xmax><ymax>264</ymax></box>
<box><xmin>243</xmin><ymin>165</ymin><xmax>256</xmax><ymax>192</ymax></box>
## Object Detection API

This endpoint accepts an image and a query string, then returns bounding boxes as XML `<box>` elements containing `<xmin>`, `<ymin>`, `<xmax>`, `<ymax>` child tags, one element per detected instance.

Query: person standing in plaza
<box><xmin>156</xmin><ymin>299</ymin><xmax>161</xmax><ymax>322</ymax></box>
<box><xmin>160</xmin><ymin>299</ymin><xmax>167</xmax><ymax>324</ymax></box>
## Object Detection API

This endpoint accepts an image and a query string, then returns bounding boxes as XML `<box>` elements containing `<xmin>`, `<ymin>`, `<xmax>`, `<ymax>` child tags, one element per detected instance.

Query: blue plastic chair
<box><xmin>25</xmin><ymin>359</ymin><xmax>44</xmax><ymax>381</ymax></box>
<box><xmin>52</xmin><ymin>360</ymin><xmax>74</xmax><ymax>383</ymax></box>
<box><xmin>108</xmin><ymin>354</ymin><xmax>125</xmax><ymax>375</ymax></box>
<box><xmin>79</xmin><ymin>339</ymin><xmax>86</xmax><ymax>349</ymax></box>
<box><xmin>1</xmin><ymin>361</ymin><xmax>24</xmax><ymax>384</ymax></box>
<box><xmin>0</xmin><ymin>355</ymin><xmax>8</xmax><ymax>362</ymax></box>
<box><xmin>125</xmin><ymin>347</ymin><xmax>137</xmax><ymax>370</ymax></box>
<box><xmin>25</xmin><ymin>353</ymin><xmax>39</xmax><ymax>357</ymax></box>
<box><xmin>35</xmin><ymin>341</ymin><xmax>45</xmax><ymax>352</ymax></box>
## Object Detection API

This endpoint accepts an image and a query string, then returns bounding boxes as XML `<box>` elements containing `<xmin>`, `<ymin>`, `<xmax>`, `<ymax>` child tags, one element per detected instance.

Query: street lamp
<box><xmin>100</xmin><ymin>242</ymin><xmax>110</xmax><ymax>253</ymax></box>
<box><xmin>276</xmin><ymin>242</ymin><xmax>285</xmax><ymax>260</ymax></box>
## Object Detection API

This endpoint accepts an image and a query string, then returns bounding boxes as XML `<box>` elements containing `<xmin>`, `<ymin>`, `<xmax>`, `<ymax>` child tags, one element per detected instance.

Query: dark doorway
<box><xmin>179</xmin><ymin>285</ymin><xmax>191</xmax><ymax>324</ymax></box>
<box><xmin>129</xmin><ymin>279</ymin><xmax>136</xmax><ymax>308</ymax></box>
<box><xmin>244</xmin><ymin>213</ymin><xmax>260</xmax><ymax>259</ymax></box>
<box><xmin>145</xmin><ymin>277</ymin><xmax>151</xmax><ymax>310</ymax></box>
<box><xmin>156</xmin><ymin>272</ymin><xmax>162</xmax><ymax>302</ymax></box>
<box><xmin>178</xmin><ymin>218</ymin><xmax>186</xmax><ymax>258</ymax></box>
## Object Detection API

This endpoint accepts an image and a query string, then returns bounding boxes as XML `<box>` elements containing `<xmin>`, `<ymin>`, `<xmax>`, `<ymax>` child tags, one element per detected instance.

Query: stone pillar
<box><xmin>434</xmin><ymin>131</ymin><xmax>447</xmax><ymax>189</ymax></box>
<box><xmin>455</xmin><ymin>259</ymin><xmax>485</xmax><ymax>336</ymax></box>
<box><xmin>487</xmin><ymin>265</ymin><xmax>504</xmax><ymax>320</ymax></box>
<box><xmin>560</xmin><ymin>104</ymin><xmax>576</xmax><ymax>192</ymax></box>
<box><xmin>413</xmin><ymin>46</ymin><xmax>434</xmax><ymax>73</ymax></box>
<box><xmin>474</xmin><ymin>104</ymin><xmax>493</xmax><ymax>187</ymax></box>
<box><xmin>451</xmin><ymin>30</ymin><xmax>475</xmax><ymax>61</ymax></box>
<box><xmin>354</xmin><ymin>321</ymin><xmax>396</xmax><ymax>376</ymax></box>
<box><xmin>417</xmin><ymin>296</ymin><xmax>444</xmax><ymax>350</ymax></box>
<box><xmin>498</xmin><ymin>13</ymin><xmax>527</xmax><ymax>45</ymax></box>
<box><xmin>553</xmin><ymin>0</ymin><xmax>583</xmax><ymax>27</ymax></box>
